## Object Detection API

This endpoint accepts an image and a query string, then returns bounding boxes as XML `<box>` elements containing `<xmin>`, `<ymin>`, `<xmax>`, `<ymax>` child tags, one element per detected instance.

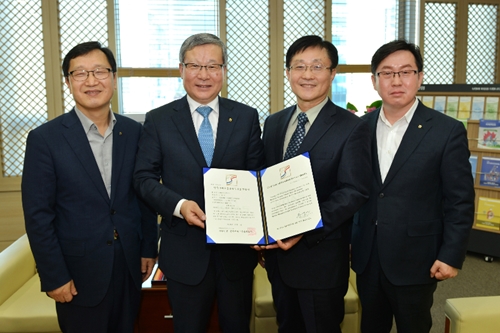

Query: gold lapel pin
<box><xmin>119</xmin><ymin>132</ymin><xmax>123</xmax><ymax>135</ymax></box>
<box><xmin>418</xmin><ymin>125</ymin><xmax>422</xmax><ymax>129</ymax></box>
<box><xmin>229</xmin><ymin>118</ymin><xmax>233</xmax><ymax>122</ymax></box>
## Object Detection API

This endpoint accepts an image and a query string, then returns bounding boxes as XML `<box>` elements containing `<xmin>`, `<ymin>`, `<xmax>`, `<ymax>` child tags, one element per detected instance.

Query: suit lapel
<box><xmin>62</xmin><ymin>109</ymin><xmax>110</xmax><ymax>203</ymax></box>
<box><xmin>299</xmin><ymin>100</ymin><xmax>336</xmax><ymax>154</ymax></box>
<box><xmin>273</xmin><ymin>106</ymin><xmax>295</xmax><ymax>162</ymax></box>
<box><xmin>171</xmin><ymin>97</ymin><xmax>207</xmax><ymax>167</ymax></box>
<box><xmin>110</xmin><ymin>118</ymin><xmax>127</xmax><ymax>204</ymax></box>
<box><xmin>382</xmin><ymin>103</ymin><xmax>433</xmax><ymax>187</ymax></box>
<box><xmin>365</xmin><ymin>110</ymin><xmax>383</xmax><ymax>186</ymax></box>
<box><xmin>212</xmin><ymin>98</ymin><xmax>238</xmax><ymax>167</ymax></box>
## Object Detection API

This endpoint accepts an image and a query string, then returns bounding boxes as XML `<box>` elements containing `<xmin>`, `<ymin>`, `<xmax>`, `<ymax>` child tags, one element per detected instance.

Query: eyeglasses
<box><xmin>69</xmin><ymin>68</ymin><xmax>113</xmax><ymax>81</ymax></box>
<box><xmin>288</xmin><ymin>64</ymin><xmax>332</xmax><ymax>73</ymax></box>
<box><xmin>376</xmin><ymin>70</ymin><xmax>418</xmax><ymax>80</ymax></box>
<box><xmin>183</xmin><ymin>63</ymin><xmax>225</xmax><ymax>74</ymax></box>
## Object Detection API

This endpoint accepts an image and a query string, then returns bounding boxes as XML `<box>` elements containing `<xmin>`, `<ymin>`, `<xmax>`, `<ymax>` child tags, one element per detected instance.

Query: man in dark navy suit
<box><xmin>351</xmin><ymin>40</ymin><xmax>475</xmax><ymax>333</ymax></box>
<box><xmin>134</xmin><ymin>33</ymin><xmax>264</xmax><ymax>332</ymax></box>
<box><xmin>22</xmin><ymin>42</ymin><xmax>158</xmax><ymax>333</ymax></box>
<box><xmin>258</xmin><ymin>35</ymin><xmax>372</xmax><ymax>333</ymax></box>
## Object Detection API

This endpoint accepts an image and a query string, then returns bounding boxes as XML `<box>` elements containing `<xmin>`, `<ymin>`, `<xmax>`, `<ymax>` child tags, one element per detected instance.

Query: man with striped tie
<box><xmin>258</xmin><ymin>35</ymin><xmax>372</xmax><ymax>333</ymax></box>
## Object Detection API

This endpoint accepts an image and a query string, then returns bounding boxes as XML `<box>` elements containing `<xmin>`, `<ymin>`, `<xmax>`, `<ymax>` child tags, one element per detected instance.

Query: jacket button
<box><xmin>110</xmin><ymin>209</ymin><xmax>116</xmax><ymax>215</ymax></box>
<box><xmin>379</xmin><ymin>193</ymin><xmax>384</xmax><ymax>198</ymax></box>
<box><xmin>107</xmin><ymin>241</ymin><xmax>113</xmax><ymax>246</ymax></box>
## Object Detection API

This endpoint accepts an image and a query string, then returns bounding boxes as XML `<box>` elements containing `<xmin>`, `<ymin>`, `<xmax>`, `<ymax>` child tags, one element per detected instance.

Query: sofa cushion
<box><xmin>0</xmin><ymin>274</ymin><xmax>60</xmax><ymax>333</ymax></box>
<box><xmin>445</xmin><ymin>296</ymin><xmax>500</xmax><ymax>333</ymax></box>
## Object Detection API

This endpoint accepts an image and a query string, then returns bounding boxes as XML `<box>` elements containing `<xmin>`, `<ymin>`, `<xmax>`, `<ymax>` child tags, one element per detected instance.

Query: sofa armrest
<box><xmin>445</xmin><ymin>296</ymin><xmax>500</xmax><ymax>333</ymax></box>
<box><xmin>0</xmin><ymin>234</ymin><xmax>37</xmax><ymax>305</ymax></box>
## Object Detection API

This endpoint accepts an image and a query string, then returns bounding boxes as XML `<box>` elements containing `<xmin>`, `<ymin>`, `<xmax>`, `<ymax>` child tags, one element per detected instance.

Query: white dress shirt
<box><xmin>376</xmin><ymin>98</ymin><xmax>418</xmax><ymax>183</ymax></box>
<box><xmin>174</xmin><ymin>96</ymin><xmax>220</xmax><ymax>218</ymax></box>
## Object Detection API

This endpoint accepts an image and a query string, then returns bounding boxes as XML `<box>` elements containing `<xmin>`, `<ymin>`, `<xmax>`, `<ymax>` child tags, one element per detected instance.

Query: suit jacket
<box><xmin>134</xmin><ymin>96</ymin><xmax>264</xmax><ymax>285</ymax></box>
<box><xmin>351</xmin><ymin>101</ymin><xmax>475</xmax><ymax>286</ymax></box>
<box><xmin>262</xmin><ymin>99</ymin><xmax>371</xmax><ymax>289</ymax></box>
<box><xmin>22</xmin><ymin>109</ymin><xmax>158</xmax><ymax>307</ymax></box>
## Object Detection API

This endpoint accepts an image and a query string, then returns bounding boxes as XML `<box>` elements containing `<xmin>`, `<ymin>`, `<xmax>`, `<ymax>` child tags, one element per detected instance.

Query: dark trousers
<box><xmin>356</xmin><ymin>238</ymin><xmax>437</xmax><ymax>333</ymax></box>
<box><xmin>267</xmin><ymin>255</ymin><xmax>346</xmax><ymax>333</ymax></box>
<box><xmin>166</xmin><ymin>249</ymin><xmax>253</xmax><ymax>333</ymax></box>
<box><xmin>56</xmin><ymin>239</ymin><xmax>140</xmax><ymax>333</ymax></box>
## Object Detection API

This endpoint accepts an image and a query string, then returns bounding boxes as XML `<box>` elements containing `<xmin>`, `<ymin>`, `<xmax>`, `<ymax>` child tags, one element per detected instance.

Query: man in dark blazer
<box><xmin>259</xmin><ymin>35</ymin><xmax>371</xmax><ymax>333</ymax></box>
<box><xmin>22</xmin><ymin>42</ymin><xmax>158</xmax><ymax>333</ymax></box>
<box><xmin>133</xmin><ymin>33</ymin><xmax>264</xmax><ymax>332</ymax></box>
<box><xmin>351</xmin><ymin>40</ymin><xmax>475</xmax><ymax>333</ymax></box>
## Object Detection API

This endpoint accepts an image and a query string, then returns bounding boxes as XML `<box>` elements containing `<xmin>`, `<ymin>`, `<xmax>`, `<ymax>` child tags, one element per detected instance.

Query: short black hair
<box><xmin>371</xmin><ymin>40</ymin><xmax>423</xmax><ymax>75</ymax></box>
<box><xmin>285</xmin><ymin>35</ymin><xmax>338</xmax><ymax>70</ymax></box>
<box><xmin>62</xmin><ymin>41</ymin><xmax>117</xmax><ymax>77</ymax></box>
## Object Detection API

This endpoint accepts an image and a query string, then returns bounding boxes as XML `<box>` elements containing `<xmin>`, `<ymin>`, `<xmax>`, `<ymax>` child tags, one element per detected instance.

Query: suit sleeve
<box><xmin>134</xmin><ymin>112</ymin><xmax>183</xmax><ymax>223</ymax></box>
<box><xmin>438</xmin><ymin>121</ymin><xmax>475</xmax><ymax>268</ymax></box>
<box><xmin>244</xmin><ymin>108</ymin><xmax>265</xmax><ymax>171</ymax></box>
<box><xmin>305</xmin><ymin>119</ymin><xmax>372</xmax><ymax>245</ymax></box>
<box><xmin>22</xmin><ymin>130</ymin><xmax>72</xmax><ymax>292</ymax></box>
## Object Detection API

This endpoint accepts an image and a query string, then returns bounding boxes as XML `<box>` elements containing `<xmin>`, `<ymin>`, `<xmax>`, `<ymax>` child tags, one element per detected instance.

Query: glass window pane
<box><xmin>116</xmin><ymin>0</ymin><xmax>218</xmax><ymax>68</ymax></box>
<box><xmin>332</xmin><ymin>73</ymin><xmax>380</xmax><ymax>114</ymax></box>
<box><xmin>119</xmin><ymin>77</ymin><xmax>185</xmax><ymax>114</ymax></box>
<box><xmin>333</xmin><ymin>0</ymin><xmax>397</xmax><ymax>65</ymax></box>
<box><xmin>0</xmin><ymin>1</ymin><xmax>47</xmax><ymax>177</ymax></box>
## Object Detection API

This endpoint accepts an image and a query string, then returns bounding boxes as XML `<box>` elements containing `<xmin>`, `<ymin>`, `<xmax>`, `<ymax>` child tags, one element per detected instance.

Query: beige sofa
<box><xmin>445</xmin><ymin>296</ymin><xmax>500</xmax><ymax>333</ymax></box>
<box><xmin>251</xmin><ymin>264</ymin><xmax>361</xmax><ymax>333</ymax></box>
<box><xmin>0</xmin><ymin>234</ymin><xmax>61</xmax><ymax>333</ymax></box>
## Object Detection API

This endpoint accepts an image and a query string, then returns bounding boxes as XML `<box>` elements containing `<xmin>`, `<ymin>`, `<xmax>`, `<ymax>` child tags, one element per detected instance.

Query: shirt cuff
<box><xmin>174</xmin><ymin>199</ymin><xmax>187</xmax><ymax>219</ymax></box>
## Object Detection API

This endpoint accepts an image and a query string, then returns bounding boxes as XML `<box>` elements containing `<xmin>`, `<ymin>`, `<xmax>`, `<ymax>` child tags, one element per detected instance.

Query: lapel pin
<box><xmin>229</xmin><ymin>118</ymin><xmax>233</xmax><ymax>122</ymax></box>
<box><xmin>418</xmin><ymin>125</ymin><xmax>422</xmax><ymax>129</ymax></box>
<box><xmin>119</xmin><ymin>132</ymin><xmax>123</xmax><ymax>135</ymax></box>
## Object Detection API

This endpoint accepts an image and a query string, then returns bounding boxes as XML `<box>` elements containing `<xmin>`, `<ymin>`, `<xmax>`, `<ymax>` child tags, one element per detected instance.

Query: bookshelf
<box><xmin>417</xmin><ymin>84</ymin><xmax>500</xmax><ymax>261</ymax></box>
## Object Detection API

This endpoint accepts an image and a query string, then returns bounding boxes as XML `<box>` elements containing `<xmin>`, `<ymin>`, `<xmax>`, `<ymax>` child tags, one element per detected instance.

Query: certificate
<box><xmin>203</xmin><ymin>153</ymin><xmax>323</xmax><ymax>244</ymax></box>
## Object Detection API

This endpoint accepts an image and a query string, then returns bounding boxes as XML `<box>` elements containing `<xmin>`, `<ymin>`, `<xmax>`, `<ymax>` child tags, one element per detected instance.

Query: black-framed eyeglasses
<box><xmin>69</xmin><ymin>68</ymin><xmax>113</xmax><ymax>81</ymax></box>
<box><xmin>288</xmin><ymin>64</ymin><xmax>332</xmax><ymax>73</ymax></box>
<box><xmin>183</xmin><ymin>63</ymin><xmax>225</xmax><ymax>74</ymax></box>
<box><xmin>376</xmin><ymin>70</ymin><xmax>418</xmax><ymax>79</ymax></box>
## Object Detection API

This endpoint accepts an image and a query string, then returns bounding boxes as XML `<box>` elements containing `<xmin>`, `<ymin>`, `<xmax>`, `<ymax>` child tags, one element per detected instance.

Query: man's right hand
<box><xmin>180</xmin><ymin>200</ymin><xmax>206</xmax><ymax>229</ymax></box>
<box><xmin>47</xmin><ymin>280</ymin><xmax>78</xmax><ymax>303</ymax></box>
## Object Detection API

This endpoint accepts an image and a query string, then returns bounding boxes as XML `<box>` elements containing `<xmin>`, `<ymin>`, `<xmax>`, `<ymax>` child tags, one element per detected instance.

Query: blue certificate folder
<box><xmin>203</xmin><ymin>153</ymin><xmax>323</xmax><ymax>245</ymax></box>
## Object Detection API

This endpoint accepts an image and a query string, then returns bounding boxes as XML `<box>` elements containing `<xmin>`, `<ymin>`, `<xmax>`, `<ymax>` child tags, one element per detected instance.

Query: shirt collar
<box><xmin>293</xmin><ymin>96</ymin><xmax>328</xmax><ymax>124</ymax></box>
<box><xmin>74</xmin><ymin>106</ymin><xmax>116</xmax><ymax>134</ymax></box>
<box><xmin>379</xmin><ymin>98</ymin><xmax>418</xmax><ymax>127</ymax></box>
<box><xmin>187</xmin><ymin>95</ymin><xmax>219</xmax><ymax>115</ymax></box>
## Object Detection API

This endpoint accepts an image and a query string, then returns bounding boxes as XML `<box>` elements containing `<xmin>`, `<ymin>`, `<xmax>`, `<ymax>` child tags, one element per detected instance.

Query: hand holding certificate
<box><xmin>203</xmin><ymin>153</ymin><xmax>323</xmax><ymax>244</ymax></box>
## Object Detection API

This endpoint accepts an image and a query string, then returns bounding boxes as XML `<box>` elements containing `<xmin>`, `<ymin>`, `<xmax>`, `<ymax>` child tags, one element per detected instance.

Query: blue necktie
<box><xmin>196</xmin><ymin>106</ymin><xmax>214</xmax><ymax>166</ymax></box>
<box><xmin>284</xmin><ymin>112</ymin><xmax>308</xmax><ymax>160</ymax></box>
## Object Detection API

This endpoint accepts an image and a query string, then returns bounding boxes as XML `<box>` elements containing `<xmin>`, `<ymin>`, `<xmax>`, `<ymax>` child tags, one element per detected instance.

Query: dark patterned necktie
<box><xmin>284</xmin><ymin>112</ymin><xmax>308</xmax><ymax>160</ymax></box>
<box><xmin>196</xmin><ymin>106</ymin><xmax>214</xmax><ymax>166</ymax></box>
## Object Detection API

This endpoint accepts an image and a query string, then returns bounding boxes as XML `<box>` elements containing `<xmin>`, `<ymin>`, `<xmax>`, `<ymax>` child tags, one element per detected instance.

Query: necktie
<box><xmin>196</xmin><ymin>106</ymin><xmax>214</xmax><ymax>166</ymax></box>
<box><xmin>284</xmin><ymin>112</ymin><xmax>308</xmax><ymax>160</ymax></box>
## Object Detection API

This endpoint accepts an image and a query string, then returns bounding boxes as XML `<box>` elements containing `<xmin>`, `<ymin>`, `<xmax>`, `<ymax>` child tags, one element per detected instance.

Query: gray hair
<box><xmin>179</xmin><ymin>33</ymin><xmax>227</xmax><ymax>64</ymax></box>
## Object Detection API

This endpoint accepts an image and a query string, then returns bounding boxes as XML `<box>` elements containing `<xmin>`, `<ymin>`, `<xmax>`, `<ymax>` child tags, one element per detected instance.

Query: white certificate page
<box><xmin>204</xmin><ymin>168</ymin><xmax>265</xmax><ymax>244</ymax></box>
<box><xmin>260</xmin><ymin>154</ymin><xmax>322</xmax><ymax>242</ymax></box>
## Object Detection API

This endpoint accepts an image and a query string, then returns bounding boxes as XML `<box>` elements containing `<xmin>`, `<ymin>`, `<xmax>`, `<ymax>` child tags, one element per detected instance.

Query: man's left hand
<box><xmin>141</xmin><ymin>257</ymin><xmax>156</xmax><ymax>282</ymax></box>
<box><xmin>430</xmin><ymin>260</ymin><xmax>458</xmax><ymax>280</ymax></box>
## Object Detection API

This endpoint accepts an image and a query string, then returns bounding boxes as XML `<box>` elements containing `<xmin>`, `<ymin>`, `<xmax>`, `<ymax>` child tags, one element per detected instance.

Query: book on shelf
<box><xmin>477</xmin><ymin>120</ymin><xmax>500</xmax><ymax>149</ymax></box>
<box><xmin>476</xmin><ymin>197</ymin><xmax>500</xmax><ymax>232</ymax></box>
<box><xmin>203</xmin><ymin>153</ymin><xmax>322</xmax><ymax>245</ymax></box>
<box><xmin>445</xmin><ymin>96</ymin><xmax>458</xmax><ymax>118</ymax></box>
<box><xmin>479</xmin><ymin>156</ymin><xmax>500</xmax><ymax>188</ymax></box>
<box><xmin>471</xmin><ymin>96</ymin><xmax>485</xmax><ymax>120</ymax></box>
<box><xmin>469</xmin><ymin>155</ymin><xmax>478</xmax><ymax>183</ymax></box>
